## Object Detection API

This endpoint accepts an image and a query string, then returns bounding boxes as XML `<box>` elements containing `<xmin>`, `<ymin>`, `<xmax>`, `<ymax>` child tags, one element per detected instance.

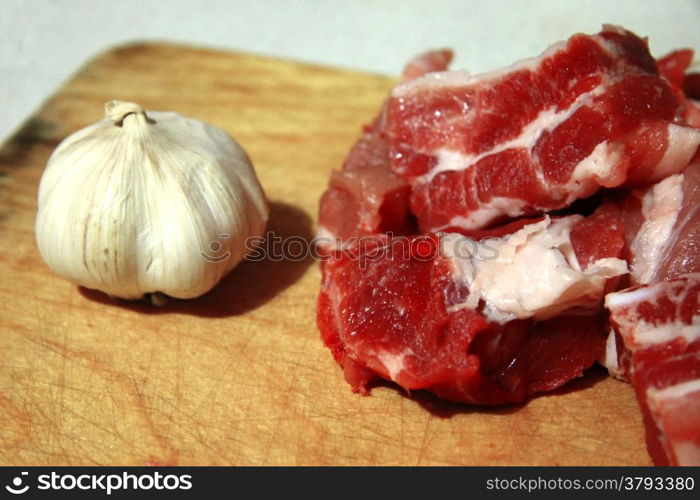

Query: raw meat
<box><xmin>603</xmin><ymin>161</ymin><xmax>699</xmax><ymax>378</ymax></box>
<box><xmin>317</xmin><ymin>121</ymin><xmax>414</xmax><ymax>248</ymax></box>
<box><xmin>601</xmin><ymin>161</ymin><xmax>700</xmax><ymax>463</ymax></box>
<box><xmin>657</xmin><ymin>49</ymin><xmax>700</xmax><ymax>128</ymax></box>
<box><xmin>617</xmin><ymin>161</ymin><xmax>700</xmax><ymax>286</ymax></box>
<box><xmin>606</xmin><ymin>275</ymin><xmax>700</xmax><ymax>466</ymax></box>
<box><xmin>317</xmin><ymin>50</ymin><xmax>453</xmax><ymax>249</ymax></box>
<box><xmin>317</xmin><ymin>26</ymin><xmax>700</xmax><ymax>465</ymax></box>
<box><xmin>401</xmin><ymin>49</ymin><xmax>453</xmax><ymax>82</ymax></box>
<box><xmin>386</xmin><ymin>26</ymin><xmax>700</xmax><ymax>232</ymax></box>
<box><xmin>318</xmin><ymin>207</ymin><xmax>627</xmax><ymax>404</ymax></box>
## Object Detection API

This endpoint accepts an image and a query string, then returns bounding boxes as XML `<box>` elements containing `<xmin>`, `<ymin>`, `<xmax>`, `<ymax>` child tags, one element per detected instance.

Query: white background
<box><xmin>2</xmin><ymin>0</ymin><xmax>699</xmax><ymax>143</ymax></box>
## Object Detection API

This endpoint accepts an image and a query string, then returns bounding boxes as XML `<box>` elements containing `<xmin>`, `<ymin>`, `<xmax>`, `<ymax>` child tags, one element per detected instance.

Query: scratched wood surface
<box><xmin>0</xmin><ymin>43</ymin><xmax>652</xmax><ymax>465</ymax></box>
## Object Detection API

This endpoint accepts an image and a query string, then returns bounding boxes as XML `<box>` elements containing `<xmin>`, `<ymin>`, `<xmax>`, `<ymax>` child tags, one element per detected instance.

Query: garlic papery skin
<box><xmin>35</xmin><ymin>100</ymin><xmax>268</xmax><ymax>302</ymax></box>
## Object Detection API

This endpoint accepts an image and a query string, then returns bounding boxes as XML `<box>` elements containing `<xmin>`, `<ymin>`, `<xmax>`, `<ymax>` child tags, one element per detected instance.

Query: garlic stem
<box><xmin>105</xmin><ymin>100</ymin><xmax>153</xmax><ymax>127</ymax></box>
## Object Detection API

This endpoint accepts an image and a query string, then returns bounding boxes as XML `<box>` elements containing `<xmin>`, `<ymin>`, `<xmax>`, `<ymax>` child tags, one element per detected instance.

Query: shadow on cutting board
<box><xmin>79</xmin><ymin>200</ymin><xmax>315</xmax><ymax>317</ymax></box>
<box><xmin>370</xmin><ymin>364</ymin><xmax>610</xmax><ymax>418</ymax></box>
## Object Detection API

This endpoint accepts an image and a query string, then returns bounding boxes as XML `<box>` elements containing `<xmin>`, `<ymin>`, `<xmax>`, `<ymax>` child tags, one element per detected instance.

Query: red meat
<box><xmin>317</xmin><ymin>50</ymin><xmax>454</xmax><ymax>249</ymax></box>
<box><xmin>317</xmin><ymin>123</ymin><xmax>414</xmax><ymax>247</ymax></box>
<box><xmin>657</xmin><ymin>49</ymin><xmax>700</xmax><ymax>128</ymax></box>
<box><xmin>317</xmin><ymin>27</ymin><xmax>700</xmax><ymax>469</ymax></box>
<box><xmin>386</xmin><ymin>26</ymin><xmax>700</xmax><ymax>232</ymax></box>
<box><xmin>601</xmin><ymin>162</ymin><xmax>700</xmax><ymax>463</ymax></box>
<box><xmin>401</xmin><ymin>49</ymin><xmax>454</xmax><ymax>82</ymax></box>
<box><xmin>318</xmin><ymin>207</ymin><xmax>626</xmax><ymax>405</ymax></box>
<box><xmin>616</xmin><ymin>161</ymin><xmax>700</xmax><ymax>286</ymax></box>
<box><xmin>606</xmin><ymin>275</ymin><xmax>700</xmax><ymax>465</ymax></box>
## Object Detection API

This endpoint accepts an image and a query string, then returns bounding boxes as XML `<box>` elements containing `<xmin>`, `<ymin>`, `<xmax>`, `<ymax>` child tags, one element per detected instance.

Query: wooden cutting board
<box><xmin>0</xmin><ymin>43</ymin><xmax>651</xmax><ymax>465</ymax></box>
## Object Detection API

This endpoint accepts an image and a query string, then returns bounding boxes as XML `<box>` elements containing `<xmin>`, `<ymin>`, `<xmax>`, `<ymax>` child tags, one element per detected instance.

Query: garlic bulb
<box><xmin>35</xmin><ymin>100</ymin><xmax>268</xmax><ymax>302</ymax></box>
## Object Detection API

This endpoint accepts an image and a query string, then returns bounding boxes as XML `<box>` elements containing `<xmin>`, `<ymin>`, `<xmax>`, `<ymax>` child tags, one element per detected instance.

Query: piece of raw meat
<box><xmin>386</xmin><ymin>25</ymin><xmax>700</xmax><ymax>232</ymax></box>
<box><xmin>606</xmin><ymin>275</ymin><xmax>700</xmax><ymax>466</ymax></box>
<box><xmin>318</xmin><ymin>206</ymin><xmax>627</xmax><ymax>404</ymax></box>
<box><xmin>617</xmin><ymin>161</ymin><xmax>700</xmax><ymax>286</ymax></box>
<box><xmin>317</xmin><ymin>27</ymin><xmax>700</xmax><ymax>468</ymax></box>
<box><xmin>401</xmin><ymin>49</ymin><xmax>454</xmax><ymax>82</ymax></box>
<box><xmin>317</xmin><ymin>122</ymin><xmax>414</xmax><ymax>248</ymax></box>
<box><xmin>602</xmin><ymin>161</ymin><xmax>699</xmax><ymax>379</ymax></box>
<box><xmin>657</xmin><ymin>49</ymin><xmax>700</xmax><ymax>128</ymax></box>
<box><xmin>317</xmin><ymin>50</ymin><xmax>454</xmax><ymax>249</ymax></box>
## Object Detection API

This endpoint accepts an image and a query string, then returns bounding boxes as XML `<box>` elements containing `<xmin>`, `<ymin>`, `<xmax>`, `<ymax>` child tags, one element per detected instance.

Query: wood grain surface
<box><xmin>0</xmin><ymin>43</ymin><xmax>651</xmax><ymax>465</ymax></box>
